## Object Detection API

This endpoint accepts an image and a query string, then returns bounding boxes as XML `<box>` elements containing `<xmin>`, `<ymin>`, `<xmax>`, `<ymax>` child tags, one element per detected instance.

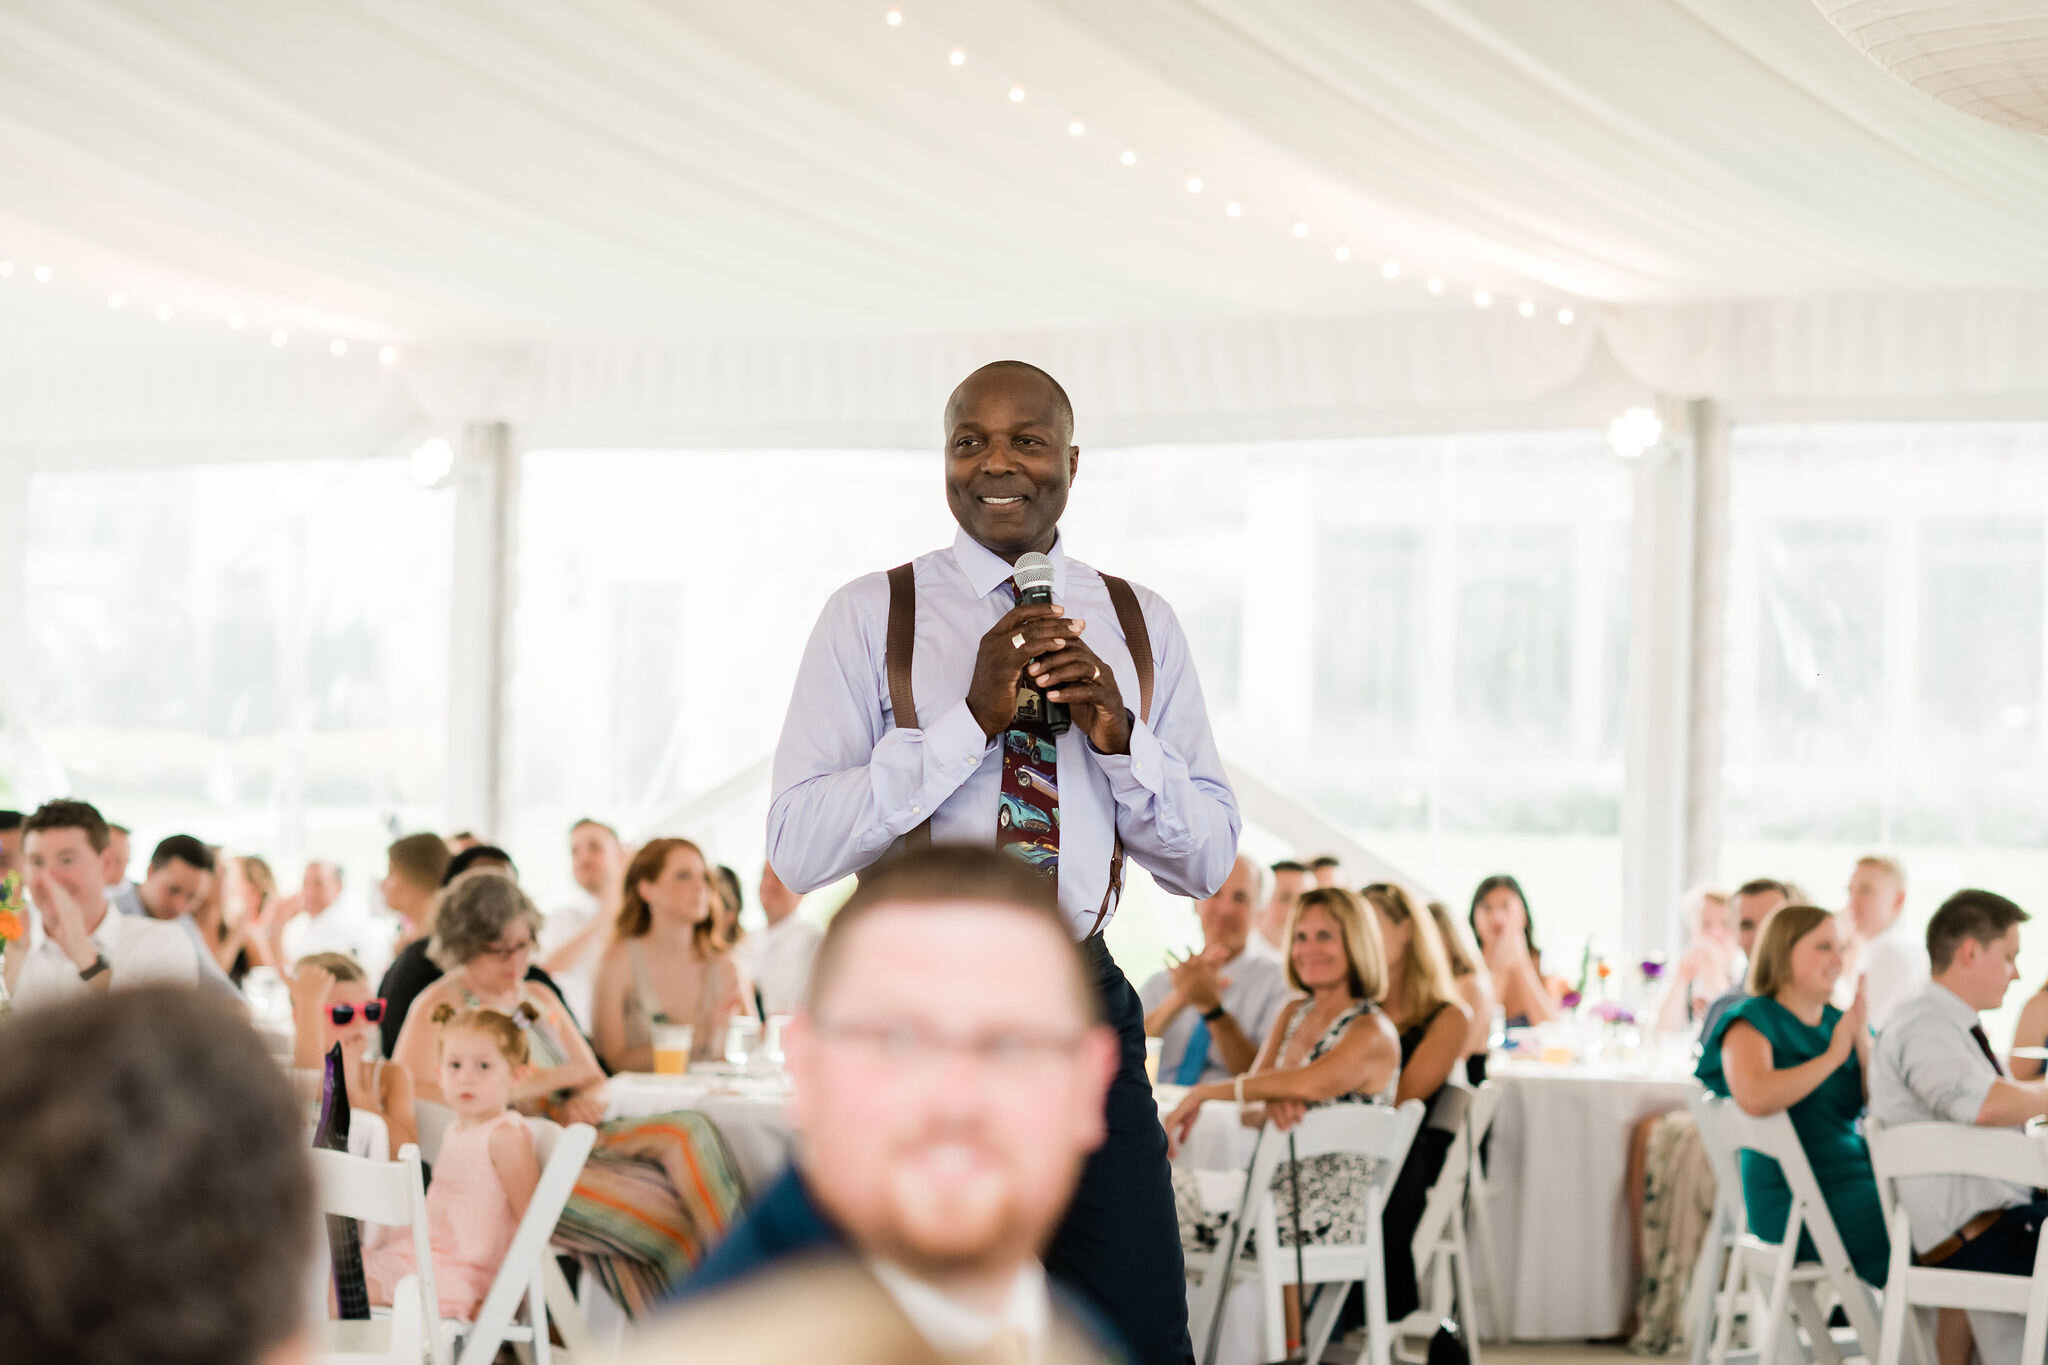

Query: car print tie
<box><xmin>997</xmin><ymin>586</ymin><xmax>1060</xmax><ymax>884</ymax></box>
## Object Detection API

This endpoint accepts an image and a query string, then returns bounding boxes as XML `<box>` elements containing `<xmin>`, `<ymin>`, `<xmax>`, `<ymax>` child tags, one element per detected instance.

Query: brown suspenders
<box><xmin>883</xmin><ymin>562</ymin><xmax>1155</xmax><ymax>935</ymax></box>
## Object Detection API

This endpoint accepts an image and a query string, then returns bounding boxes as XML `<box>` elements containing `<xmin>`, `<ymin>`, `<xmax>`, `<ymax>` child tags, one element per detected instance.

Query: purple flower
<box><xmin>1592</xmin><ymin>1000</ymin><xmax>1637</xmax><ymax>1024</ymax></box>
<box><xmin>1561</xmin><ymin>991</ymin><xmax>1584</xmax><ymax>1010</ymax></box>
<box><xmin>1640</xmin><ymin>958</ymin><xmax>1666</xmax><ymax>982</ymax></box>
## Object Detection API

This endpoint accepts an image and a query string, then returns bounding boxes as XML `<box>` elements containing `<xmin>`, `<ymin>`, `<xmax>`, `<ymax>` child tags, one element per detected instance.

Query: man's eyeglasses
<box><xmin>476</xmin><ymin>937</ymin><xmax>535</xmax><ymax>961</ymax></box>
<box><xmin>329</xmin><ymin>999</ymin><xmax>387</xmax><ymax>1026</ymax></box>
<box><xmin>812</xmin><ymin>1018</ymin><xmax>1088</xmax><ymax>1073</ymax></box>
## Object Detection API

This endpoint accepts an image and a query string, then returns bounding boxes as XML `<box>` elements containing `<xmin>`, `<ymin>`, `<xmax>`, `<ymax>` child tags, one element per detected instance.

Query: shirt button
<box><xmin>911</xmin><ymin>804</ymin><xmax>922</xmax><ymax>815</ymax></box>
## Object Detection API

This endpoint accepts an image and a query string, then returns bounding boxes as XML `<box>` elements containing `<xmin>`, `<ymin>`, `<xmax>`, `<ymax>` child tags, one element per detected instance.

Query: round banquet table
<box><xmin>605</xmin><ymin>1070</ymin><xmax>796</xmax><ymax>1195</ymax></box>
<box><xmin>1484</xmin><ymin>1057</ymin><xmax>1699</xmax><ymax>1340</ymax></box>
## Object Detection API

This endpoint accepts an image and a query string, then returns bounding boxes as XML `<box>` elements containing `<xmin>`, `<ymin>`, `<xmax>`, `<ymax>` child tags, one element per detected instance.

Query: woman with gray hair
<box><xmin>392</xmin><ymin>869</ymin><xmax>609</xmax><ymax>1125</ymax></box>
<box><xmin>391</xmin><ymin>868</ymin><xmax>748</xmax><ymax>1317</ymax></box>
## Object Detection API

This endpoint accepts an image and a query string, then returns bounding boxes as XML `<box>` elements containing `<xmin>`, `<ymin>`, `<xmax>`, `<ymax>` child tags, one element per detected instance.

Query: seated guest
<box><xmin>1469</xmin><ymin>874</ymin><xmax>1569</xmax><ymax>1027</ymax></box>
<box><xmin>221</xmin><ymin>853</ymin><xmax>283</xmax><ymax>982</ymax></box>
<box><xmin>396</xmin><ymin>868</ymin><xmax>745</xmax><ymax>1315</ymax></box>
<box><xmin>738</xmin><ymin>861</ymin><xmax>822</xmax><ymax>1020</ymax></box>
<box><xmin>539</xmin><ymin>817</ymin><xmax>624</xmax><ymax>1025</ymax></box>
<box><xmin>188</xmin><ymin>843</ymin><xmax>256</xmax><ymax>985</ymax></box>
<box><xmin>12</xmin><ymin>799</ymin><xmax>199</xmax><ymax>1009</ymax></box>
<box><xmin>1309</xmin><ymin>854</ymin><xmax>1344</xmax><ymax>887</ymax></box>
<box><xmin>653</xmin><ymin>846</ymin><xmax>1122</xmax><ymax>1363</ymax></box>
<box><xmin>377</xmin><ymin>844</ymin><xmax>577</xmax><ymax>1053</ymax></box>
<box><xmin>1872</xmin><ymin>891</ymin><xmax>2048</xmax><ymax>1268</ymax></box>
<box><xmin>275</xmin><ymin>858</ymin><xmax>383</xmax><ymax>970</ymax></box>
<box><xmin>1366</xmin><ymin>881</ymin><xmax>1474</xmax><ymax>1324</ymax></box>
<box><xmin>591</xmin><ymin>837</ymin><xmax>744</xmax><ymax>1072</ymax></box>
<box><xmin>0</xmin><ymin>988</ymin><xmax>314</xmax><ymax>1365</ymax></box>
<box><xmin>1696</xmin><ymin>905</ymin><xmax>1888</xmax><ymax>1286</ymax></box>
<box><xmin>291</xmin><ymin>951</ymin><xmax>419</xmax><ymax>1154</ymax></box>
<box><xmin>1164</xmin><ymin>887</ymin><xmax>1402</xmax><ymax>1247</ymax></box>
<box><xmin>113</xmin><ymin>833</ymin><xmax>238</xmax><ymax>998</ymax></box>
<box><xmin>713</xmin><ymin>862</ymin><xmax>758</xmax><ymax>1005</ymax></box>
<box><xmin>101</xmin><ymin>821</ymin><xmax>133</xmax><ymax>898</ymax></box>
<box><xmin>1427</xmin><ymin>898</ymin><xmax>1495</xmax><ymax>1084</ymax></box>
<box><xmin>0</xmin><ymin>808</ymin><xmax>21</xmax><ymax>880</ymax></box>
<box><xmin>1839</xmin><ymin>854</ymin><xmax>1924</xmax><ymax>1028</ymax></box>
<box><xmin>1253</xmin><ymin>859</ymin><xmax>1312</xmax><ymax>959</ymax></box>
<box><xmin>1653</xmin><ymin>885</ymin><xmax>1735</xmax><ymax>1034</ymax></box>
<box><xmin>380</xmin><ymin>831</ymin><xmax>452</xmax><ymax>951</ymax></box>
<box><xmin>1697</xmin><ymin>879</ymin><xmax>1791</xmax><ymax>1041</ymax></box>
<box><xmin>1139</xmin><ymin>852</ymin><xmax>1290</xmax><ymax>1086</ymax></box>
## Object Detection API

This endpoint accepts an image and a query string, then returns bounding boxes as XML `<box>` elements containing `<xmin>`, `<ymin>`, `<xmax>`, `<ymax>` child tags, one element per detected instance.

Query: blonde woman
<box><xmin>1427</xmin><ymin>898</ymin><xmax>1496</xmax><ymax>1084</ymax></box>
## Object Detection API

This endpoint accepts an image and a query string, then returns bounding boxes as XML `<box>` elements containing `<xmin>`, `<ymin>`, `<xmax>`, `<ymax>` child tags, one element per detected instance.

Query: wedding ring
<box><xmin>1092</xmin><ymin>665</ymin><xmax>1101</xmax><ymax>680</ymax></box>
<box><xmin>1011</xmin><ymin>632</ymin><xmax>1026</xmax><ymax>650</ymax></box>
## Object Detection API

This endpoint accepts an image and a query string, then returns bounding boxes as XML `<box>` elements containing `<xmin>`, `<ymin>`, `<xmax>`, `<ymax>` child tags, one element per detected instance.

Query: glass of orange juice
<box><xmin>652</xmin><ymin>1022</ymin><xmax>695</xmax><ymax>1075</ymax></box>
<box><xmin>1145</xmin><ymin>1037</ymin><xmax>1164</xmax><ymax>1085</ymax></box>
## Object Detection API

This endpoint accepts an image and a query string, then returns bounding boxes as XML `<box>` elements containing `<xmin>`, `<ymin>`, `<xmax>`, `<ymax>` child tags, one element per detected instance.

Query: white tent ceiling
<box><xmin>5</xmin><ymin>0</ymin><xmax>2048</xmax><ymax>453</ymax></box>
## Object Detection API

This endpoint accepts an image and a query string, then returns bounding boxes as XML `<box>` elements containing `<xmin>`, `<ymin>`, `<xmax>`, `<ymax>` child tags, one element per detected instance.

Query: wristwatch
<box><xmin>1201</xmin><ymin>1003</ymin><xmax>1228</xmax><ymax>1022</ymax></box>
<box><xmin>78</xmin><ymin>955</ymin><xmax>111</xmax><ymax>982</ymax></box>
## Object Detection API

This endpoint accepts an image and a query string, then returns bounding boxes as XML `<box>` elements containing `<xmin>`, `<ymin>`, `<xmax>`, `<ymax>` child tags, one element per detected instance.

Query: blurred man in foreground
<box><xmin>640</xmin><ymin>846</ymin><xmax>1126</xmax><ymax>1363</ymax></box>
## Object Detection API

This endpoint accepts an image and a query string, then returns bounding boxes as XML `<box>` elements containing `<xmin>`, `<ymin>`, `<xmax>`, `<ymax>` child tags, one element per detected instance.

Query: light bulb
<box><xmin>1068</xmin><ymin>119</ymin><xmax>1084</xmax><ymax>136</ymax></box>
<box><xmin>947</xmin><ymin>47</ymin><xmax>965</xmax><ymax>66</ymax></box>
<box><xmin>1009</xmin><ymin>85</ymin><xmax>1025</xmax><ymax>103</ymax></box>
<box><xmin>1185</xmin><ymin>175</ymin><xmax>1203</xmax><ymax>193</ymax></box>
<box><xmin>1473</xmin><ymin>290</ymin><xmax>1493</xmax><ymax>308</ymax></box>
<box><xmin>1120</xmin><ymin>150</ymin><xmax>1136</xmax><ymax>167</ymax></box>
<box><xmin>410</xmin><ymin>438</ymin><xmax>456</xmax><ymax>488</ymax></box>
<box><xmin>1607</xmin><ymin>407</ymin><xmax>1664</xmax><ymax>460</ymax></box>
<box><xmin>228</xmin><ymin>313</ymin><xmax>246</xmax><ymax>331</ymax></box>
<box><xmin>1291</xmin><ymin>221</ymin><xmax>1309</xmax><ymax>238</ymax></box>
<box><xmin>1334</xmin><ymin>246</ymin><xmax>1351</xmax><ymax>262</ymax></box>
<box><xmin>1558</xmin><ymin>307</ymin><xmax>1576</xmax><ymax>325</ymax></box>
<box><xmin>1225</xmin><ymin>201</ymin><xmax>1242</xmax><ymax>218</ymax></box>
<box><xmin>155</xmin><ymin>304</ymin><xmax>174</xmax><ymax>322</ymax></box>
<box><xmin>1426</xmin><ymin>278</ymin><xmax>1444</xmax><ymax>295</ymax></box>
<box><xmin>378</xmin><ymin>345</ymin><xmax>398</xmax><ymax>365</ymax></box>
<box><xmin>107</xmin><ymin>292</ymin><xmax>126</xmax><ymax>309</ymax></box>
<box><xmin>885</xmin><ymin>7</ymin><xmax>902</xmax><ymax>25</ymax></box>
<box><xmin>33</xmin><ymin>265</ymin><xmax>53</xmax><ymax>283</ymax></box>
<box><xmin>1381</xmin><ymin>261</ymin><xmax>1400</xmax><ymax>280</ymax></box>
<box><xmin>270</xmin><ymin>329</ymin><xmax>289</xmax><ymax>348</ymax></box>
<box><xmin>1517</xmin><ymin>299</ymin><xmax>1536</xmax><ymax>318</ymax></box>
<box><xmin>330</xmin><ymin>338</ymin><xmax>348</xmax><ymax>357</ymax></box>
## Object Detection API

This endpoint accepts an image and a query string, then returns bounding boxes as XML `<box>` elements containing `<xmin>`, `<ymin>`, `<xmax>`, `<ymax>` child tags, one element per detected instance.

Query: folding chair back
<box><xmin>310</xmin><ymin>1143</ymin><xmax>441</xmax><ymax>1365</ymax></box>
<box><xmin>1687</xmin><ymin>1086</ymin><xmax>1751</xmax><ymax>1365</ymax></box>
<box><xmin>1867</xmin><ymin>1119</ymin><xmax>2048</xmax><ymax>1365</ymax></box>
<box><xmin>1403</xmin><ymin>1083</ymin><xmax>1489</xmax><ymax>1362</ymax></box>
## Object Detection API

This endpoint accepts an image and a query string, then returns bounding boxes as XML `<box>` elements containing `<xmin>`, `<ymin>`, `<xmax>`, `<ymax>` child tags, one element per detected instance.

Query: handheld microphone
<box><xmin>1011</xmin><ymin>551</ymin><xmax>1070</xmax><ymax>734</ymax></box>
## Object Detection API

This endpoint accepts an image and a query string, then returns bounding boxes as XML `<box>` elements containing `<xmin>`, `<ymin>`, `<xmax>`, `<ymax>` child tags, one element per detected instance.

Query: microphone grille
<box><xmin>1011</xmin><ymin>552</ymin><xmax>1055</xmax><ymax>594</ymax></box>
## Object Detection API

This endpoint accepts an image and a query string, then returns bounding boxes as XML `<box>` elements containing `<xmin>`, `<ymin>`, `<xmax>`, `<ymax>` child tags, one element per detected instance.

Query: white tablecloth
<box><xmin>606</xmin><ymin>1071</ymin><xmax>795</xmax><ymax>1194</ymax></box>
<box><xmin>1484</xmin><ymin>1059</ymin><xmax>1698</xmax><ymax>1340</ymax></box>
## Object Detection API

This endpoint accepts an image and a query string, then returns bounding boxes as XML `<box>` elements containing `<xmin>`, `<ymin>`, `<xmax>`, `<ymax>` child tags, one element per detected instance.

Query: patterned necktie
<box><xmin>1972</xmin><ymin>1023</ymin><xmax>2006</xmax><ymax>1076</ymax></box>
<box><xmin>996</xmin><ymin>589</ymin><xmax>1059</xmax><ymax>884</ymax></box>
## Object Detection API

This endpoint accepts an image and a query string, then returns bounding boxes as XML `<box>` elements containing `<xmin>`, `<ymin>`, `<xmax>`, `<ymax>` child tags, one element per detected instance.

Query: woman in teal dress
<box><xmin>1695</xmin><ymin>903</ymin><xmax>1889</xmax><ymax>1285</ymax></box>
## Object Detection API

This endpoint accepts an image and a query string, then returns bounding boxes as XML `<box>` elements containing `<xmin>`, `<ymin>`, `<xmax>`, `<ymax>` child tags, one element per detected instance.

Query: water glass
<box><xmin>725</xmin><ymin>1016</ymin><xmax>762</xmax><ymax>1070</ymax></box>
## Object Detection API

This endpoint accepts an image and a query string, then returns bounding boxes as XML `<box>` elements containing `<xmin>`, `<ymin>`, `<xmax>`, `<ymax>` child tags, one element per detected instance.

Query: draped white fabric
<box><xmin>5</xmin><ymin>0</ymin><xmax>2048</xmax><ymax>454</ymax></box>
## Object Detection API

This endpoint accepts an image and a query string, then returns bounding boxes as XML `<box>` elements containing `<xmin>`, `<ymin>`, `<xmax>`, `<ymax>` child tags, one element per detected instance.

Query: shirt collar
<box><xmin>869</xmin><ymin>1257</ymin><xmax>1048</xmax><ymax>1356</ymax></box>
<box><xmin>949</xmin><ymin>527</ymin><xmax>1069</xmax><ymax>602</ymax></box>
<box><xmin>1924</xmin><ymin>978</ymin><xmax>1980</xmax><ymax>1025</ymax></box>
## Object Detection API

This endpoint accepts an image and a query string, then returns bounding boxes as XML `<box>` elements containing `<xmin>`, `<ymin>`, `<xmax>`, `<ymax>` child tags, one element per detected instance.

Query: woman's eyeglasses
<box><xmin>328</xmin><ymin>999</ymin><xmax>387</xmax><ymax>1026</ymax></box>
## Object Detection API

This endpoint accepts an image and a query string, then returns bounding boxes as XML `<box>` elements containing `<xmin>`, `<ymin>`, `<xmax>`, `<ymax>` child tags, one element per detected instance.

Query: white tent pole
<box><xmin>446</xmin><ymin>422</ymin><xmax>516</xmax><ymax>839</ymax></box>
<box><xmin>1620</xmin><ymin>398</ymin><xmax>1699</xmax><ymax>961</ymax></box>
<box><xmin>1685</xmin><ymin>401</ymin><xmax>1730</xmax><ymax>893</ymax></box>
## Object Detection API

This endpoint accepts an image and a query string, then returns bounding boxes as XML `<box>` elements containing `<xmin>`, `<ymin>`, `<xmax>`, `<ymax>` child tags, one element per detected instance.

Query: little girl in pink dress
<box><xmin>365</xmin><ymin>1003</ymin><xmax>542</xmax><ymax>1319</ymax></box>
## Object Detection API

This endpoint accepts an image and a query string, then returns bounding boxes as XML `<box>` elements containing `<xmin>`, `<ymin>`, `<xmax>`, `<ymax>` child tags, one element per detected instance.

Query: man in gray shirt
<box><xmin>1870</xmin><ymin>889</ymin><xmax>2048</xmax><ymax>1280</ymax></box>
<box><xmin>1140</xmin><ymin>853</ymin><xmax>1291</xmax><ymax>1086</ymax></box>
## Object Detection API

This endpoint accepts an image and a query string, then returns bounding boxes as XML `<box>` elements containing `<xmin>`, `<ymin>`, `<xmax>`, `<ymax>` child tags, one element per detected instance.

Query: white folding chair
<box><xmin>414</xmin><ymin>1100</ymin><xmax>455</xmax><ymax>1166</ymax></box>
<box><xmin>349</xmin><ymin>1110</ymin><xmax>392</xmax><ymax>1164</ymax></box>
<box><xmin>438</xmin><ymin>1118</ymin><xmax>597</xmax><ymax>1365</ymax></box>
<box><xmin>1398</xmin><ymin>1083</ymin><xmax>1496</xmax><ymax>1364</ymax></box>
<box><xmin>1868</xmin><ymin>1119</ymin><xmax>2048</xmax><ymax>1365</ymax></box>
<box><xmin>310</xmin><ymin>1142</ymin><xmax>443</xmax><ymax>1365</ymax></box>
<box><xmin>1687</xmin><ymin>1086</ymin><xmax>1757</xmax><ymax>1365</ymax></box>
<box><xmin>1461</xmin><ymin>1084</ymin><xmax>1509</xmax><ymax>1344</ymax></box>
<box><xmin>1188</xmin><ymin>1100</ymin><xmax>1426</xmax><ymax>1365</ymax></box>
<box><xmin>1699</xmin><ymin>1097</ymin><xmax>1882</xmax><ymax>1365</ymax></box>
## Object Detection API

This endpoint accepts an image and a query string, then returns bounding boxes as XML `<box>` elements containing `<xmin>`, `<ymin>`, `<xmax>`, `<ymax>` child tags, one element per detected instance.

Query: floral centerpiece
<box><xmin>0</xmin><ymin>871</ymin><xmax>23</xmax><ymax>1009</ymax></box>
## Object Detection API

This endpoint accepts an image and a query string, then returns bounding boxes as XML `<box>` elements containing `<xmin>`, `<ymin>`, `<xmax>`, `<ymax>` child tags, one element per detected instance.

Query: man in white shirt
<box><xmin>643</xmin><ymin>845</ymin><xmax>1122</xmax><ymax>1363</ymax></box>
<box><xmin>1840</xmin><ymin>854</ymin><xmax>1925</xmax><ymax>1028</ymax></box>
<box><xmin>11</xmin><ymin>799</ymin><xmax>199</xmax><ymax>1010</ymax></box>
<box><xmin>538</xmin><ymin>817</ymin><xmax>623</xmax><ymax>1025</ymax></box>
<box><xmin>1140</xmin><ymin>853</ymin><xmax>1289</xmax><ymax>1087</ymax></box>
<box><xmin>741</xmin><ymin>861</ymin><xmax>821</xmax><ymax>1019</ymax></box>
<box><xmin>276</xmin><ymin>860</ymin><xmax>382</xmax><ymax>971</ymax></box>
<box><xmin>1250</xmin><ymin>858</ymin><xmax>1310</xmax><ymax>960</ymax></box>
<box><xmin>1870</xmin><ymin>889</ymin><xmax>2048</xmax><ymax>1360</ymax></box>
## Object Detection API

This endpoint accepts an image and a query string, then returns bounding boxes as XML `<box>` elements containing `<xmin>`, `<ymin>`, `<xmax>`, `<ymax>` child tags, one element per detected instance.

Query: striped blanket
<box><xmin>550</xmin><ymin>1109</ymin><xmax>749</xmax><ymax>1317</ymax></box>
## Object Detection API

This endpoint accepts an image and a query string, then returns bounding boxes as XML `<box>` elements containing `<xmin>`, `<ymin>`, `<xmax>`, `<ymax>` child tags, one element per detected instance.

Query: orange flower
<box><xmin>0</xmin><ymin>909</ymin><xmax>21</xmax><ymax>943</ymax></box>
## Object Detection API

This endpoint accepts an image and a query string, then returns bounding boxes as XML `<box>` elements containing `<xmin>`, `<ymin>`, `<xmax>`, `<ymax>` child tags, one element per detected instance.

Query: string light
<box><xmin>107</xmin><ymin>292</ymin><xmax>126</xmax><ymax>309</ymax></box>
<box><xmin>270</xmin><ymin>329</ymin><xmax>289</xmax><ymax>348</ymax></box>
<box><xmin>329</xmin><ymin>338</ymin><xmax>348</xmax><ymax>357</ymax></box>
<box><xmin>1067</xmin><ymin>119</ymin><xmax>1085</xmax><ymax>137</ymax></box>
<box><xmin>228</xmin><ymin>314</ymin><xmax>246</xmax><ymax>331</ymax></box>
<box><xmin>1426</xmin><ymin>278</ymin><xmax>1445</xmax><ymax>295</ymax></box>
<box><xmin>1008</xmin><ymin>85</ymin><xmax>1025</xmax><ymax>103</ymax></box>
<box><xmin>1473</xmin><ymin>290</ymin><xmax>1493</xmax><ymax>309</ymax></box>
<box><xmin>33</xmin><ymin>265</ymin><xmax>52</xmax><ymax>283</ymax></box>
<box><xmin>1185</xmin><ymin>175</ymin><xmax>1203</xmax><ymax>193</ymax></box>
<box><xmin>1381</xmin><ymin>261</ymin><xmax>1400</xmax><ymax>279</ymax></box>
<box><xmin>947</xmin><ymin>47</ymin><xmax>965</xmax><ymax>66</ymax></box>
<box><xmin>1119</xmin><ymin>150</ymin><xmax>1136</xmax><ymax>166</ymax></box>
<box><xmin>885</xmin><ymin>7</ymin><xmax>903</xmax><ymax>25</ymax></box>
<box><xmin>1291</xmin><ymin>221</ymin><xmax>1309</xmax><ymax>238</ymax></box>
<box><xmin>1225</xmin><ymin>201</ymin><xmax>1242</xmax><ymax>218</ymax></box>
<box><xmin>1558</xmin><ymin>307</ymin><xmax>1576</xmax><ymax>325</ymax></box>
<box><xmin>378</xmin><ymin>345</ymin><xmax>399</xmax><ymax>365</ymax></box>
<box><xmin>1517</xmin><ymin>299</ymin><xmax>1536</xmax><ymax>318</ymax></box>
<box><xmin>154</xmin><ymin>304</ymin><xmax>174</xmax><ymax>322</ymax></box>
<box><xmin>1334</xmin><ymin>246</ymin><xmax>1351</xmax><ymax>262</ymax></box>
